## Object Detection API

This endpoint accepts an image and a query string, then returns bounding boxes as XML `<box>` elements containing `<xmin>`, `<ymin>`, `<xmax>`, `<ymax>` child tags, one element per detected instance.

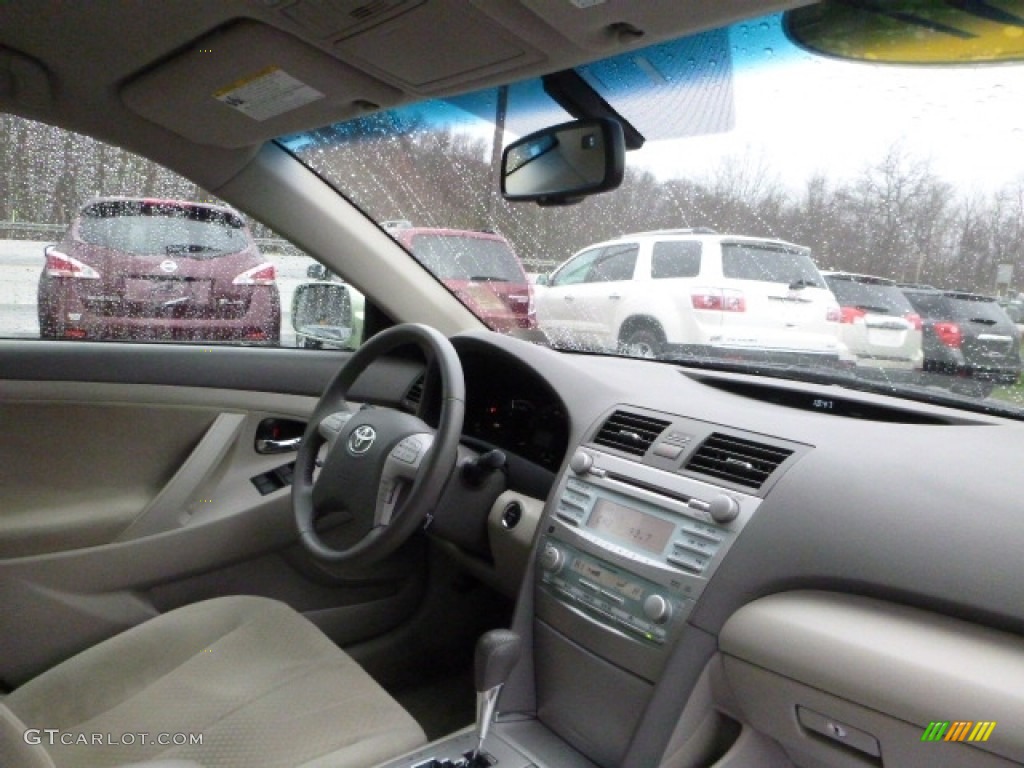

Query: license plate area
<box><xmin>124</xmin><ymin>278</ymin><xmax>212</xmax><ymax>305</ymax></box>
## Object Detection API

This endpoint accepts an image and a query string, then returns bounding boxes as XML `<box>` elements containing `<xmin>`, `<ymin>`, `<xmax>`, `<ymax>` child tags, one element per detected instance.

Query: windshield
<box><xmin>282</xmin><ymin>10</ymin><xmax>1024</xmax><ymax>411</ymax></box>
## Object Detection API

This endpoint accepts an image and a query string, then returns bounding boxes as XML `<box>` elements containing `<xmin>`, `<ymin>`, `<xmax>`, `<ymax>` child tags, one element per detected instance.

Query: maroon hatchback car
<box><xmin>37</xmin><ymin>197</ymin><xmax>281</xmax><ymax>343</ymax></box>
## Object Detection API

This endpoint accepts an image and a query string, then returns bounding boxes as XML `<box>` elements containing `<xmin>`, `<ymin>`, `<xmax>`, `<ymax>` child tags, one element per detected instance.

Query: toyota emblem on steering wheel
<box><xmin>347</xmin><ymin>425</ymin><xmax>376</xmax><ymax>455</ymax></box>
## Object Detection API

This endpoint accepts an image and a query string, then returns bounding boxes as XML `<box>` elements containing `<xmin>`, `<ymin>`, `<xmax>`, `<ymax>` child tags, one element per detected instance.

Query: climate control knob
<box><xmin>643</xmin><ymin>594</ymin><xmax>672</xmax><ymax>624</ymax></box>
<box><xmin>708</xmin><ymin>494</ymin><xmax>740</xmax><ymax>524</ymax></box>
<box><xmin>539</xmin><ymin>543</ymin><xmax>564</xmax><ymax>573</ymax></box>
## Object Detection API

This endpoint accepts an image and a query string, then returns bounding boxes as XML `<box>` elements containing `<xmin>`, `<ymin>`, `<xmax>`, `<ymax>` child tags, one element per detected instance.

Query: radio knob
<box><xmin>569</xmin><ymin>450</ymin><xmax>594</xmax><ymax>475</ymax></box>
<box><xmin>539</xmin><ymin>544</ymin><xmax>564</xmax><ymax>573</ymax></box>
<box><xmin>708</xmin><ymin>494</ymin><xmax>740</xmax><ymax>524</ymax></box>
<box><xmin>643</xmin><ymin>594</ymin><xmax>672</xmax><ymax>624</ymax></box>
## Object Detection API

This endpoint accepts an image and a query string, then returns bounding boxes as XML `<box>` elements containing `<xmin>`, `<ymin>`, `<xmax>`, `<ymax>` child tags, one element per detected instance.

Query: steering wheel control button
<box><xmin>392</xmin><ymin>437</ymin><xmax>422</xmax><ymax>464</ymax></box>
<box><xmin>321</xmin><ymin>412</ymin><xmax>350</xmax><ymax>431</ymax></box>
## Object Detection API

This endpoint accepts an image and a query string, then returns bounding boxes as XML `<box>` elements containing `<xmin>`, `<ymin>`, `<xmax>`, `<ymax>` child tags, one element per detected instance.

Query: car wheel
<box><xmin>621</xmin><ymin>326</ymin><xmax>664</xmax><ymax>359</ymax></box>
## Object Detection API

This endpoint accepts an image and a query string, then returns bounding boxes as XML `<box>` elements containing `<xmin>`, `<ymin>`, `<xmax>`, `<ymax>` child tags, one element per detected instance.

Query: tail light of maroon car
<box><xmin>44</xmin><ymin>247</ymin><xmax>100</xmax><ymax>279</ymax></box>
<box><xmin>232</xmin><ymin>262</ymin><xmax>277</xmax><ymax>285</ymax></box>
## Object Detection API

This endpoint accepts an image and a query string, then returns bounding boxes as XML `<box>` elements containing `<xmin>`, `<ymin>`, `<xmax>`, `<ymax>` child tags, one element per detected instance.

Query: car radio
<box><xmin>535</xmin><ymin>448</ymin><xmax>762</xmax><ymax>676</ymax></box>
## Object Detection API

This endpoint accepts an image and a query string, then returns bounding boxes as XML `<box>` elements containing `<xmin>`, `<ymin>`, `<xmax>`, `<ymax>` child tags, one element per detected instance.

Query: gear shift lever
<box><xmin>471</xmin><ymin>629</ymin><xmax>522</xmax><ymax>765</ymax></box>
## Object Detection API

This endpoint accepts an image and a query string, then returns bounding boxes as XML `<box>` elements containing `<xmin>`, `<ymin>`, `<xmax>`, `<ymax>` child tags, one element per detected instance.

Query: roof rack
<box><xmin>621</xmin><ymin>227</ymin><xmax>719</xmax><ymax>237</ymax></box>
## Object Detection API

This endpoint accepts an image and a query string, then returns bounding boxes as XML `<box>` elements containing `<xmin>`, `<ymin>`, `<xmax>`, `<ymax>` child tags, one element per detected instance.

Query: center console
<box><xmin>379</xmin><ymin>406</ymin><xmax>804</xmax><ymax>768</ymax></box>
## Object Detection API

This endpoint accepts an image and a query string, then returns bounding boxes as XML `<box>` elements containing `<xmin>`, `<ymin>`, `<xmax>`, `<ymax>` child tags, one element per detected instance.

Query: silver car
<box><xmin>822</xmin><ymin>271</ymin><xmax>924</xmax><ymax>373</ymax></box>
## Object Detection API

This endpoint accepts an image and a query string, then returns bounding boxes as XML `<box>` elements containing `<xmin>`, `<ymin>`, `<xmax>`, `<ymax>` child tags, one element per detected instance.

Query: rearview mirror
<box><xmin>501</xmin><ymin>118</ymin><xmax>625</xmax><ymax>206</ymax></box>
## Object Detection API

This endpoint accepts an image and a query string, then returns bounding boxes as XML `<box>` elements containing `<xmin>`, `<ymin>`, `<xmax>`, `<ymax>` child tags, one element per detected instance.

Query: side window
<box><xmin>551</xmin><ymin>248</ymin><xmax>602</xmax><ymax>287</ymax></box>
<box><xmin>652</xmin><ymin>240</ymin><xmax>701</xmax><ymax>279</ymax></box>
<box><xmin>586</xmin><ymin>244</ymin><xmax>638</xmax><ymax>283</ymax></box>
<box><xmin>1</xmin><ymin>114</ymin><xmax>359</xmax><ymax>350</ymax></box>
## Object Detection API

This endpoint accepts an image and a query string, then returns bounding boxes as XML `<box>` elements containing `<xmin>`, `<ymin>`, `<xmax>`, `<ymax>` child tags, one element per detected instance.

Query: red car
<box><xmin>38</xmin><ymin>197</ymin><xmax>280</xmax><ymax>343</ymax></box>
<box><xmin>386</xmin><ymin>223</ymin><xmax>536</xmax><ymax>332</ymax></box>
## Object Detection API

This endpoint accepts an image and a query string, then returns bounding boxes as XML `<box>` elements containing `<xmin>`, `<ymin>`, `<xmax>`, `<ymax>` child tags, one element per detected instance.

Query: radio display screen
<box><xmin>586</xmin><ymin>498</ymin><xmax>674</xmax><ymax>555</ymax></box>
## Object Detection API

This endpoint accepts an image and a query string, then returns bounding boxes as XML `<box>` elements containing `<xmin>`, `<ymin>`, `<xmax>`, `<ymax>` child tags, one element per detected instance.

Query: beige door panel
<box><xmin>0</xmin><ymin>401</ymin><xmax>216</xmax><ymax>557</ymax></box>
<box><xmin>0</xmin><ymin>379</ymin><xmax>325</xmax><ymax>683</ymax></box>
<box><xmin>0</xmin><ymin>380</ymin><xmax>317</xmax><ymax>556</ymax></box>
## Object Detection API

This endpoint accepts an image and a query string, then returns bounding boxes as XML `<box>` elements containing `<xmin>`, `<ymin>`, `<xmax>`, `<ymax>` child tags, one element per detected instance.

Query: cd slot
<box><xmin>604</xmin><ymin>472</ymin><xmax>694</xmax><ymax>508</ymax></box>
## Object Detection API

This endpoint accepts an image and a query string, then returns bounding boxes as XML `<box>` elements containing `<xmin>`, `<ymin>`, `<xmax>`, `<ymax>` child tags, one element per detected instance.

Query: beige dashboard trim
<box><xmin>719</xmin><ymin>590</ymin><xmax>1024</xmax><ymax>764</ymax></box>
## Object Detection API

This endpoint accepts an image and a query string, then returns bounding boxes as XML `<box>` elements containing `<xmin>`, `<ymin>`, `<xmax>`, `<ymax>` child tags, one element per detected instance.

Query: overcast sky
<box><xmin>631</xmin><ymin>24</ymin><xmax>1024</xmax><ymax>194</ymax></box>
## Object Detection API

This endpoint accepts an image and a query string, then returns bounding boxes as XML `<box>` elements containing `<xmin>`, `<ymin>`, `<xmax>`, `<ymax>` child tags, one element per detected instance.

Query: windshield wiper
<box><xmin>854</xmin><ymin>304</ymin><xmax>894</xmax><ymax>314</ymax></box>
<box><xmin>469</xmin><ymin>275</ymin><xmax>511</xmax><ymax>282</ymax></box>
<box><xmin>788</xmin><ymin>278</ymin><xmax>821</xmax><ymax>289</ymax></box>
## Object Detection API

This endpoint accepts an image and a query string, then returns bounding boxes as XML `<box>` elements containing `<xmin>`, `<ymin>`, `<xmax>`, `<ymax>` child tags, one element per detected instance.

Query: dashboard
<box><xmin>440</xmin><ymin>330</ymin><xmax>1024</xmax><ymax>768</ymax></box>
<box><xmin>4</xmin><ymin>330</ymin><xmax>1024</xmax><ymax>768</ymax></box>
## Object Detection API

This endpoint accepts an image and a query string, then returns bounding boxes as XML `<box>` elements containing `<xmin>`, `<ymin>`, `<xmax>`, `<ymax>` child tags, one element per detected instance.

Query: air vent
<box><xmin>593</xmin><ymin>411</ymin><xmax>670</xmax><ymax>456</ymax></box>
<box><xmin>686</xmin><ymin>433</ymin><xmax>792</xmax><ymax>489</ymax></box>
<box><xmin>403</xmin><ymin>374</ymin><xmax>424</xmax><ymax>410</ymax></box>
<box><xmin>350</xmin><ymin>0</ymin><xmax>389</xmax><ymax>20</ymax></box>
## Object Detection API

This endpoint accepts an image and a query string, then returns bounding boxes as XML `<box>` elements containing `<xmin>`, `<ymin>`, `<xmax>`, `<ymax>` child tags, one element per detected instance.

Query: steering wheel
<box><xmin>292</xmin><ymin>324</ymin><xmax>465</xmax><ymax>564</ymax></box>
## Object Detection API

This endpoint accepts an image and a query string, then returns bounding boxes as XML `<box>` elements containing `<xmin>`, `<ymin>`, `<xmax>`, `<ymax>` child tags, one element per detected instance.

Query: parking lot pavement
<box><xmin>0</xmin><ymin>239</ymin><xmax>317</xmax><ymax>347</ymax></box>
<box><xmin>0</xmin><ymin>240</ymin><xmax>46</xmax><ymax>338</ymax></box>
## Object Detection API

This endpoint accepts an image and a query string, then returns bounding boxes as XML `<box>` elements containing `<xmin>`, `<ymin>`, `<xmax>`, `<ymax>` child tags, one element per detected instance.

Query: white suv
<box><xmin>536</xmin><ymin>229</ymin><xmax>845</xmax><ymax>364</ymax></box>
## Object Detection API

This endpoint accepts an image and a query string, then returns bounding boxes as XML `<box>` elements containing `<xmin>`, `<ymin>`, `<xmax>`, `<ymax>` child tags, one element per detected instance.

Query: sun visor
<box><xmin>0</xmin><ymin>45</ymin><xmax>52</xmax><ymax>112</ymax></box>
<box><xmin>121</xmin><ymin>21</ymin><xmax>403</xmax><ymax>149</ymax></box>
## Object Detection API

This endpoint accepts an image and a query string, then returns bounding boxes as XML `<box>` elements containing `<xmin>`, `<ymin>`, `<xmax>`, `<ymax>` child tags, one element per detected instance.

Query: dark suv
<box><xmin>900</xmin><ymin>287</ymin><xmax>1021</xmax><ymax>393</ymax></box>
<box><xmin>38</xmin><ymin>197</ymin><xmax>281</xmax><ymax>343</ymax></box>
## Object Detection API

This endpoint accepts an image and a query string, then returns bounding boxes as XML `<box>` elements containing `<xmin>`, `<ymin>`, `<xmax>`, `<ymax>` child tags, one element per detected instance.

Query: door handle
<box><xmin>256</xmin><ymin>436</ymin><xmax>302</xmax><ymax>454</ymax></box>
<box><xmin>608</xmin><ymin>293</ymin><xmax>622</xmax><ymax>300</ymax></box>
<box><xmin>255</xmin><ymin>418</ymin><xmax>306</xmax><ymax>454</ymax></box>
<box><xmin>563</xmin><ymin>295</ymin><xmax>575</xmax><ymax>302</ymax></box>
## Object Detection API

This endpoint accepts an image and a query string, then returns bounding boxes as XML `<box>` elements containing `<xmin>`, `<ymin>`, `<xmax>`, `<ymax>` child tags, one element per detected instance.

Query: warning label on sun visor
<box><xmin>214</xmin><ymin>67</ymin><xmax>324</xmax><ymax>122</ymax></box>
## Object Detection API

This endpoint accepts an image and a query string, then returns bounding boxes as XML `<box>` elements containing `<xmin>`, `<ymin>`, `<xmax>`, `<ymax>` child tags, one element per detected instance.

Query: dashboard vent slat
<box><xmin>593</xmin><ymin>410</ymin><xmax>670</xmax><ymax>456</ymax></box>
<box><xmin>685</xmin><ymin>433</ymin><xmax>793</xmax><ymax>489</ymax></box>
<box><xmin>403</xmin><ymin>374</ymin><xmax>424</xmax><ymax>410</ymax></box>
